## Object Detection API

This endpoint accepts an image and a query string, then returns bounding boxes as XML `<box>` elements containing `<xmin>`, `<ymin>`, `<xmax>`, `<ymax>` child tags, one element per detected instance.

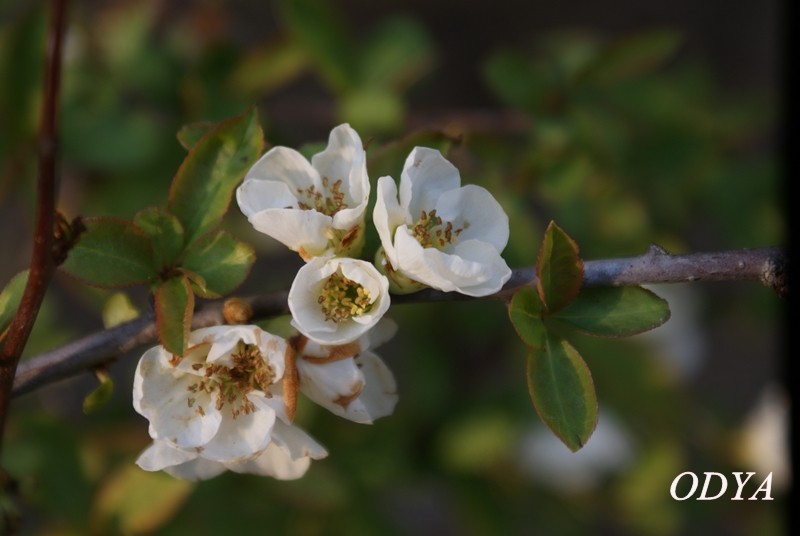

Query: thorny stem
<box><xmin>0</xmin><ymin>0</ymin><xmax>68</xmax><ymax>448</ymax></box>
<box><xmin>12</xmin><ymin>246</ymin><xmax>787</xmax><ymax>398</ymax></box>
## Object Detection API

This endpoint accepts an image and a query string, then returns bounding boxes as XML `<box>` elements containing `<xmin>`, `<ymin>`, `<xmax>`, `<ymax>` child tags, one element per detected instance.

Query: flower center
<box><xmin>412</xmin><ymin>209</ymin><xmax>467</xmax><ymax>249</ymax></box>
<box><xmin>297</xmin><ymin>176</ymin><xmax>348</xmax><ymax>216</ymax></box>
<box><xmin>186</xmin><ymin>342</ymin><xmax>276</xmax><ymax>419</ymax></box>
<box><xmin>317</xmin><ymin>271</ymin><xmax>372</xmax><ymax>323</ymax></box>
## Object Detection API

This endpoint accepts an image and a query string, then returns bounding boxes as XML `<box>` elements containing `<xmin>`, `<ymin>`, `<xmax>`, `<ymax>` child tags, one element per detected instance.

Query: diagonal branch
<box><xmin>0</xmin><ymin>0</ymin><xmax>68</xmax><ymax>447</ymax></box>
<box><xmin>12</xmin><ymin>246</ymin><xmax>786</xmax><ymax>398</ymax></box>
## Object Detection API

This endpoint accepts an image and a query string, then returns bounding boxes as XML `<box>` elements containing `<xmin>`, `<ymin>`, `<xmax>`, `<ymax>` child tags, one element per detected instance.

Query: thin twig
<box><xmin>0</xmin><ymin>0</ymin><xmax>68</xmax><ymax>446</ymax></box>
<box><xmin>11</xmin><ymin>246</ymin><xmax>786</xmax><ymax>398</ymax></box>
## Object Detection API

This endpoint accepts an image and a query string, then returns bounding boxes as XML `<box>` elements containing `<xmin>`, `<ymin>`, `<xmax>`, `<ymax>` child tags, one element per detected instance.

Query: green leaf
<box><xmin>279</xmin><ymin>0</ymin><xmax>356</xmax><ymax>91</ymax></box>
<box><xmin>133</xmin><ymin>207</ymin><xmax>185</xmax><ymax>270</ymax></box>
<box><xmin>155</xmin><ymin>276</ymin><xmax>194</xmax><ymax>356</ymax></box>
<box><xmin>60</xmin><ymin>217</ymin><xmax>156</xmax><ymax>288</ymax></box>
<box><xmin>181</xmin><ymin>231</ymin><xmax>255</xmax><ymax>298</ymax></box>
<box><xmin>508</xmin><ymin>286</ymin><xmax>546</xmax><ymax>348</ymax></box>
<box><xmin>168</xmin><ymin>108</ymin><xmax>264</xmax><ymax>244</ymax></box>
<box><xmin>579</xmin><ymin>29</ymin><xmax>682</xmax><ymax>85</ymax></box>
<box><xmin>176</xmin><ymin>121</ymin><xmax>217</xmax><ymax>151</ymax></box>
<box><xmin>536</xmin><ymin>221</ymin><xmax>584</xmax><ymax>312</ymax></box>
<box><xmin>82</xmin><ymin>373</ymin><xmax>114</xmax><ymax>414</ymax></box>
<box><xmin>102</xmin><ymin>292</ymin><xmax>141</xmax><ymax>329</ymax></box>
<box><xmin>527</xmin><ymin>332</ymin><xmax>598</xmax><ymax>451</ymax></box>
<box><xmin>0</xmin><ymin>271</ymin><xmax>29</xmax><ymax>334</ymax></box>
<box><xmin>552</xmin><ymin>286</ymin><xmax>671</xmax><ymax>337</ymax></box>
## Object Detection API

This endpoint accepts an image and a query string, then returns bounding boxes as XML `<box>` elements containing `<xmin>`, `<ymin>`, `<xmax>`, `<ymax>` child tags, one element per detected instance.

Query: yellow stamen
<box><xmin>318</xmin><ymin>271</ymin><xmax>373</xmax><ymax>323</ymax></box>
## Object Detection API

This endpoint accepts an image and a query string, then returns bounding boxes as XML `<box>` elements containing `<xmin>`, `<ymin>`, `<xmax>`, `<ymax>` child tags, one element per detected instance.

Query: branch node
<box><xmin>647</xmin><ymin>243</ymin><xmax>671</xmax><ymax>256</ymax></box>
<box><xmin>760</xmin><ymin>252</ymin><xmax>789</xmax><ymax>298</ymax></box>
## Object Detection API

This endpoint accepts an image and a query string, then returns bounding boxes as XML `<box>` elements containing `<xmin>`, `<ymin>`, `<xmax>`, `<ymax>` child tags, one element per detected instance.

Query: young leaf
<box><xmin>536</xmin><ymin>221</ymin><xmax>584</xmax><ymax>313</ymax></box>
<box><xmin>176</xmin><ymin>121</ymin><xmax>216</xmax><ymax>151</ymax></box>
<box><xmin>133</xmin><ymin>207</ymin><xmax>185</xmax><ymax>270</ymax></box>
<box><xmin>527</xmin><ymin>332</ymin><xmax>598</xmax><ymax>452</ymax></box>
<box><xmin>1</xmin><ymin>270</ymin><xmax>29</xmax><ymax>334</ymax></box>
<box><xmin>552</xmin><ymin>286</ymin><xmax>671</xmax><ymax>337</ymax></box>
<box><xmin>102</xmin><ymin>292</ymin><xmax>141</xmax><ymax>329</ymax></box>
<box><xmin>181</xmin><ymin>230</ymin><xmax>255</xmax><ymax>298</ymax></box>
<box><xmin>168</xmin><ymin>108</ymin><xmax>264</xmax><ymax>244</ymax></box>
<box><xmin>82</xmin><ymin>373</ymin><xmax>114</xmax><ymax>414</ymax></box>
<box><xmin>155</xmin><ymin>276</ymin><xmax>194</xmax><ymax>356</ymax></box>
<box><xmin>60</xmin><ymin>217</ymin><xmax>156</xmax><ymax>288</ymax></box>
<box><xmin>508</xmin><ymin>286</ymin><xmax>546</xmax><ymax>348</ymax></box>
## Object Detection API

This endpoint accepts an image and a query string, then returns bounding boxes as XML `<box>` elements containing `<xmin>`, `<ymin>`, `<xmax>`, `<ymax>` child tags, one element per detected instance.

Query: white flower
<box><xmin>133</xmin><ymin>325</ymin><xmax>327</xmax><ymax>481</ymax></box>
<box><xmin>136</xmin><ymin>421</ymin><xmax>327</xmax><ymax>481</ymax></box>
<box><xmin>288</xmin><ymin>257</ymin><xmax>390</xmax><ymax>345</ymax></box>
<box><xmin>293</xmin><ymin>319</ymin><xmax>399</xmax><ymax>424</ymax></box>
<box><xmin>373</xmin><ymin>147</ymin><xmax>512</xmax><ymax>297</ymax></box>
<box><xmin>236</xmin><ymin>124</ymin><xmax>368</xmax><ymax>260</ymax></box>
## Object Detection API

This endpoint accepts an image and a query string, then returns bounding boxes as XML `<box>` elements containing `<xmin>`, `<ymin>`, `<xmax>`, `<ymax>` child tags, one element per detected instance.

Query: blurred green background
<box><xmin>0</xmin><ymin>0</ymin><xmax>786</xmax><ymax>534</ymax></box>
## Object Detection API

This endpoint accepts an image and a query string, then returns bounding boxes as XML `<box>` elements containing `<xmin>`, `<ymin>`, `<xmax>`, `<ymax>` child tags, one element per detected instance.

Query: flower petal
<box><xmin>133</xmin><ymin>346</ymin><xmax>222</xmax><ymax>449</ymax></box>
<box><xmin>199</xmin><ymin>402</ymin><xmax>276</xmax><ymax>462</ymax></box>
<box><xmin>352</xmin><ymin>351</ymin><xmax>398</xmax><ymax>422</ymax></box>
<box><xmin>310</xmin><ymin>124</ymin><xmax>368</xmax><ymax>210</ymax></box>
<box><xmin>245</xmin><ymin>208</ymin><xmax>334</xmax><ymax>256</ymax></box>
<box><xmin>244</xmin><ymin>146</ymin><xmax>320</xmax><ymax>192</ymax></box>
<box><xmin>399</xmin><ymin>147</ymin><xmax>461</xmax><ymax>218</ymax></box>
<box><xmin>359</xmin><ymin>318</ymin><xmax>398</xmax><ymax>352</ymax></box>
<box><xmin>288</xmin><ymin>257</ymin><xmax>390</xmax><ymax>345</ymax></box>
<box><xmin>270</xmin><ymin>419</ymin><xmax>328</xmax><ymax>461</ymax></box>
<box><xmin>296</xmin><ymin>356</ymin><xmax>366</xmax><ymax>420</ymax></box>
<box><xmin>393</xmin><ymin>231</ymin><xmax>510</xmax><ymax>296</ymax></box>
<box><xmin>135</xmin><ymin>439</ymin><xmax>198</xmax><ymax>472</ymax></box>
<box><xmin>297</xmin><ymin>349</ymin><xmax>397</xmax><ymax>424</ymax></box>
<box><xmin>434</xmin><ymin>184</ymin><xmax>509</xmax><ymax>252</ymax></box>
<box><xmin>163</xmin><ymin>457</ymin><xmax>228</xmax><ymax>481</ymax></box>
<box><xmin>447</xmin><ymin>239</ymin><xmax>512</xmax><ymax>296</ymax></box>
<box><xmin>226</xmin><ymin>443</ymin><xmax>311</xmax><ymax>480</ymax></box>
<box><xmin>373</xmin><ymin>176</ymin><xmax>408</xmax><ymax>268</ymax></box>
<box><xmin>339</xmin><ymin>258</ymin><xmax>388</xmax><ymax>306</ymax></box>
<box><xmin>236</xmin><ymin>178</ymin><xmax>300</xmax><ymax>218</ymax></box>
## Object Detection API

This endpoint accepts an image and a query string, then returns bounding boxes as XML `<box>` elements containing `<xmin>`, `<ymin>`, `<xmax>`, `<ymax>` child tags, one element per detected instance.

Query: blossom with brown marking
<box><xmin>293</xmin><ymin>319</ymin><xmax>399</xmax><ymax>424</ymax></box>
<box><xmin>236</xmin><ymin>124</ymin><xmax>369</xmax><ymax>260</ymax></box>
<box><xmin>133</xmin><ymin>325</ymin><xmax>327</xmax><ymax>481</ymax></box>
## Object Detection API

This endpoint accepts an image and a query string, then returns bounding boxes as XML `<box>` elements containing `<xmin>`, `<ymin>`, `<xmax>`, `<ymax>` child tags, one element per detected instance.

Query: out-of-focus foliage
<box><xmin>0</xmin><ymin>0</ymin><xmax>784</xmax><ymax>535</ymax></box>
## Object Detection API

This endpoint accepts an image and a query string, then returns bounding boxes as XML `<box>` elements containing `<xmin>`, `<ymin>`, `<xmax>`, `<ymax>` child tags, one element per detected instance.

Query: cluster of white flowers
<box><xmin>134</xmin><ymin>124</ymin><xmax>510</xmax><ymax>481</ymax></box>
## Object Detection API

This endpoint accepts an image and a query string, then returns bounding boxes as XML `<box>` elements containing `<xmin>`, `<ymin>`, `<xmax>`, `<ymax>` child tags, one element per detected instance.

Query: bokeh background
<box><xmin>0</xmin><ymin>0</ymin><xmax>787</xmax><ymax>534</ymax></box>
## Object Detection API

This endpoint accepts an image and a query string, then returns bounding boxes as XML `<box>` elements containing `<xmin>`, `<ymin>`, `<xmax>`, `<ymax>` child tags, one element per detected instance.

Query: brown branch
<box><xmin>0</xmin><ymin>0</ymin><xmax>68</xmax><ymax>447</ymax></box>
<box><xmin>12</xmin><ymin>246</ymin><xmax>786</xmax><ymax>398</ymax></box>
